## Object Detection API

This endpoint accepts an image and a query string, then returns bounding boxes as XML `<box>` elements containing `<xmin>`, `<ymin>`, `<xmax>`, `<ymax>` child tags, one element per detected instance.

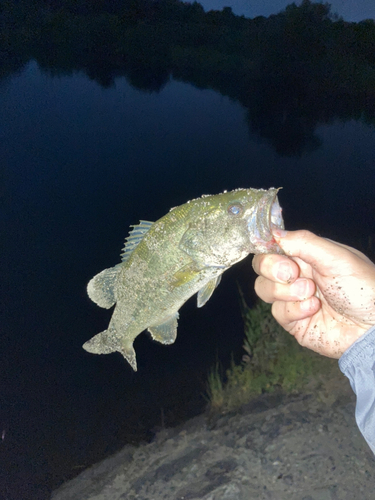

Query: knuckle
<box><xmin>254</xmin><ymin>277</ymin><xmax>272</xmax><ymax>303</ymax></box>
<box><xmin>296</xmin><ymin>229</ymin><xmax>313</xmax><ymax>241</ymax></box>
<box><xmin>254</xmin><ymin>276</ymin><xmax>264</xmax><ymax>295</ymax></box>
<box><xmin>252</xmin><ymin>254</ymin><xmax>268</xmax><ymax>275</ymax></box>
<box><xmin>251</xmin><ymin>255</ymin><xmax>261</xmax><ymax>274</ymax></box>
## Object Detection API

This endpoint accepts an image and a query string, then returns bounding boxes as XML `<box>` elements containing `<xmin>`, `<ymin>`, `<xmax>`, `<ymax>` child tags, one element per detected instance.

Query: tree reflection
<box><xmin>1</xmin><ymin>0</ymin><xmax>375</xmax><ymax>156</ymax></box>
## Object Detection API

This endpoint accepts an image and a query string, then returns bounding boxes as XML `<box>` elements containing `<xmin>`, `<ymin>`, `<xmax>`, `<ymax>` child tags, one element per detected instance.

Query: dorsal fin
<box><xmin>87</xmin><ymin>264</ymin><xmax>120</xmax><ymax>309</ymax></box>
<box><xmin>120</xmin><ymin>220</ymin><xmax>154</xmax><ymax>263</ymax></box>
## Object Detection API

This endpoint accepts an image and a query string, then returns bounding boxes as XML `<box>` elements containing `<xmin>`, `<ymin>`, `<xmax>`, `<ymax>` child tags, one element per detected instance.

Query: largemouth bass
<box><xmin>84</xmin><ymin>188</ymin><xmax>284</xmax><ymax>370</ymax></box>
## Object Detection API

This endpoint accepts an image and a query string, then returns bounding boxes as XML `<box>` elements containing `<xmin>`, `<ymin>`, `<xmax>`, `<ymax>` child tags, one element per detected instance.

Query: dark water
<box><xmin>1</xmin><ymin>60</ymin><xmax>375</xmax><ymax>498</ymax></box>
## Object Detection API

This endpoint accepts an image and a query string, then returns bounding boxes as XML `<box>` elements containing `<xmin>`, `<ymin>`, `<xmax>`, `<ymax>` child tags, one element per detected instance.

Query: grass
<box><xmin>206</xmin><ymin>290</ymin><xmax>336</xmax><ymax>414</ymax></box>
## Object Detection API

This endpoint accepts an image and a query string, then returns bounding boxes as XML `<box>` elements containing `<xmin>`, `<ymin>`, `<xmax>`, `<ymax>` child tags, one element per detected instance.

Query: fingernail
<box><xmin>290</xmin><ymin>279</ymin><xmax>309</xmax><ymax>299</ymax></box>
<box><xmin>272</xmin><ymin>228</ymin><xmax>288</xmax><ymax>238</ymax></box>
<box><xmin>276</xmin><ymin>263</ymin><xmax>292</xmax><ymax>283</ymax></box>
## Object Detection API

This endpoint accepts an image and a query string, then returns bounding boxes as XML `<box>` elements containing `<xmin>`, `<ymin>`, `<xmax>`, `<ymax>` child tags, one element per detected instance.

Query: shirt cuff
<box><xmin>339</xmin><ymin>324</ymin><xmax>375</xmax><ymax>454</ymax></box>
<box><xmin>339</xmin><ymin>325</ymin><xmax>375</xmax><ymax>374</ymax></box>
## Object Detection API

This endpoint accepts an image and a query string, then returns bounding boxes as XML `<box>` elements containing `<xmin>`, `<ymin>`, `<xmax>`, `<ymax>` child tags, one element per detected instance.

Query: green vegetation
<box><xmin>207</xmin><ymin>294</ymin><xmax>336</xmax><ymax>414</ymax></box>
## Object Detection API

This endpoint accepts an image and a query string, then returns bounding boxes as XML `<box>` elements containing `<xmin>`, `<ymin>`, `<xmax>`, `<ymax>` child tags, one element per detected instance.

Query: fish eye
<box><xmin>227</xmin><ymin>203</ymin><xmax>243</xmax><ymax>216</ymax></box>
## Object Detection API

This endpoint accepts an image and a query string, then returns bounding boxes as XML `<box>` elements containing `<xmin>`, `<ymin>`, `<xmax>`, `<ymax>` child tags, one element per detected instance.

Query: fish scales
<box><xmin>84</xmin><ymin>188</ymin><xmax>284</xmax><ymax>370</ymax></box>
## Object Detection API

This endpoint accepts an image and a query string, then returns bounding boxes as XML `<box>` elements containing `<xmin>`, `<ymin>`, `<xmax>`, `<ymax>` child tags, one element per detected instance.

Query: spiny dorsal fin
<box><xmin>121</xmin><ymin>220</ymin><xmax>154</xmax><ymax>263</ymax></box>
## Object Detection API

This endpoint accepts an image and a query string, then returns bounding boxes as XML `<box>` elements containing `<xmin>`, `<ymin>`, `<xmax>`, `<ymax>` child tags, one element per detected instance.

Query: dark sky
<box><xmin>198</xmin><ymin>0</ymin><xmax>375</xmax><ymax>21</ymax></box>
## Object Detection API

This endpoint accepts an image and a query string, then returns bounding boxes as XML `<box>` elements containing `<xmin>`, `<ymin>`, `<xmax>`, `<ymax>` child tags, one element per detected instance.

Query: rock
<box><xmin>51</xmin><ymin>388</ymin><xmax>375</xmax><ymax>500</ymax></box>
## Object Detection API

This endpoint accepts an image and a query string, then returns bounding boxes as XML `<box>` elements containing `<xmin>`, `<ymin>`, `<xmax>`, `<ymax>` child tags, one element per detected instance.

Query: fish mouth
<box><xmin>247</xmin><ymin>188</ymin><xmax>285</xmax><ymax>254</ymax></box>
<box><xmin>270</xmin><ymin>195</ymin><xmax>284</xmax><ymax>231</ymax></box>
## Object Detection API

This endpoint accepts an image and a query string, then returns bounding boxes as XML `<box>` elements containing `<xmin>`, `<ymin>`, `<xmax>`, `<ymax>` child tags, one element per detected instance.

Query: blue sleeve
<box><xmin>339</xmin><ymin>325</ymin><xmax>375</xmax><ymax>454</ymax></box>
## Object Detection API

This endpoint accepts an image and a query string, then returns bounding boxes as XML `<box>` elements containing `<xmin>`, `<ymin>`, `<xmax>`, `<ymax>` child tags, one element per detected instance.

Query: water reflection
<box><xmin>1</xmin><ymin>1</ymin><xmax>375</xmax><ymax>157</ymax></box>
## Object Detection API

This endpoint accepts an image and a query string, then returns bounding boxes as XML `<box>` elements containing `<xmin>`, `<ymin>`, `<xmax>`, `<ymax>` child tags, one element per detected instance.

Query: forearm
<box><xmin>339</xmin><ymin>325</ymin><xmax>375</xmax><ymax>454</ymax></box>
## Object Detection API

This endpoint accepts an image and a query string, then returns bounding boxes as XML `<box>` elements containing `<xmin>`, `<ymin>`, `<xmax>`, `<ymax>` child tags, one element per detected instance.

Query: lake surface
<box><xmin>1</xmin><ymin>60</ymin><xmax>375</xmax><ymax>498</ymax></box>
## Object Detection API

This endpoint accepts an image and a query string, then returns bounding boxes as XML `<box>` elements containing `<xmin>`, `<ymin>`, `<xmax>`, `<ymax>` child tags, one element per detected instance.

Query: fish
<box><xmin>83</xmin><ymin>187</ymin><xmax>284</xmax><ymax>370</ymax></box>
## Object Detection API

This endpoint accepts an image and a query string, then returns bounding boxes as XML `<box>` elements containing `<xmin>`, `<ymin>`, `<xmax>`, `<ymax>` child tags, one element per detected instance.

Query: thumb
<box><xmin>272</xmin><ymin>229</ymin><xmax>358</xmax><ymax>273</ymax></box>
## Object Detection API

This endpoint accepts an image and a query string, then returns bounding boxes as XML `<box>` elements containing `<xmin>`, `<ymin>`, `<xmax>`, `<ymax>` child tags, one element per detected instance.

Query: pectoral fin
<box><xmin>87</xmin><ymin>264</ymin><xmax>121</xmax><ymax>309</ymax></box>
<box><xmin>197</xmin><ymin>275</ymin><xmax>222</xmax><ymax>308</ymax></box>
<box><xmin>171</xmin><ymin>262</ymin><xmax>201</xmax><ymax>287</ymax></box>
<box><xmin>148</xmin><ymin>312</ymin><xmax>179</xmax><ymax>345</ymax></box>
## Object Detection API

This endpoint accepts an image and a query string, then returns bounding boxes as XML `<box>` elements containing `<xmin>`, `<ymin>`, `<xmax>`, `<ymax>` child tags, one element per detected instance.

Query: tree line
<box><xmin>1</xmin><ymin>0</ymin><xmax>374</xmax><ymax>154</ymax></box>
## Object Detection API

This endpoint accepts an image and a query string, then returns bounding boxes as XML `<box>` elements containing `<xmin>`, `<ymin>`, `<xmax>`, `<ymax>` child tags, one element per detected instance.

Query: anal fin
<box><xmin>148</xmin><ymin>312</ymin><xmax>179</xmax><ymax>345</ymax></box>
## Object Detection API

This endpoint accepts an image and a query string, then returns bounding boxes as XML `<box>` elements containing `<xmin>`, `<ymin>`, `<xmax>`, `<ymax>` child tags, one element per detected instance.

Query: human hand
<box><xmin>252</xmin><ymin>229</ymin><xmax>375</xmax><ymax>358</ymax></box>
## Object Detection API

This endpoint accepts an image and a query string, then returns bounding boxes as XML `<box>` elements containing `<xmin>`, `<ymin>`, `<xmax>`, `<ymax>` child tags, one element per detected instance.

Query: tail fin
<box><xmin>83</xmin><ymin>330</ymin><xmax>138</xmax><ymax>371</ymax></box>
<box><xmin>82</xmin><ymin>330</ymin><xmax>116</xmax><ymax>355</ymax></box>
<box><xmin>119</xmin><ymin>343</ymin><xmax>137</xmax><ymax>371</ymax></box>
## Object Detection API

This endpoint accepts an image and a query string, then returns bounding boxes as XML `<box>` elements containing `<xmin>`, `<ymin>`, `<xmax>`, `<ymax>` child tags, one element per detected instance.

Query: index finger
<box><xmin>252</xmin><ymin>253</ymin><xmax>300</xmax><ymax>284</ymax></box>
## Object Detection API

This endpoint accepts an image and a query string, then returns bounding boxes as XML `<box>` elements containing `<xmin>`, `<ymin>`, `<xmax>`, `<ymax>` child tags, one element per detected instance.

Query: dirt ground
<box><xmin>51</xmin><ymin>369</ymin><xmax>375</xmax><ymax>500</ymax></box>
